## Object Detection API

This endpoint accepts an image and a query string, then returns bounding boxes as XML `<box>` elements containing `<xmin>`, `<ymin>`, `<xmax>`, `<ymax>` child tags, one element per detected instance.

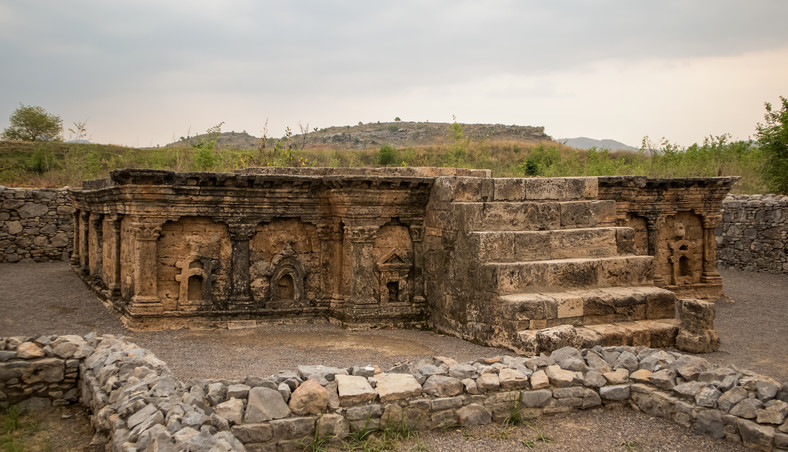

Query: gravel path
<box><xmin>1</xmin><ymin>262</ymin><xmax>785</xmax><ymax>451</ymax></box>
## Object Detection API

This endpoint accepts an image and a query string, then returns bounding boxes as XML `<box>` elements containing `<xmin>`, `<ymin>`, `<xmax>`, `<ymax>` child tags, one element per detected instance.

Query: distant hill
<box><xmin>165</xmin><ymin>122</ymin><xmax>553</xmax><ymax>151</ymax></box>
<box><xmin>558</xmin><ymin>137</ymin><xmax>637</xmax><ymax>151</ymax></box>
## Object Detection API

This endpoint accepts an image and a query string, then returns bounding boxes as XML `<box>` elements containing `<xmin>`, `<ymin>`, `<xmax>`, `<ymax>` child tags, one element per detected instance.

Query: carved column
<box><xmin>408</xmin><ymin>224</ymin><xmax>426</xmax><ymax>303</ymax></box>
<box><xmin>228</xmin><ymin>222</ymin><xmax>257</xmax><ymax>310</ymax></box>
<box><xmin>89</xmin><ymin>213</ymin><xmax>104</xmax><ymax>286</ymax></box>
<box><xmin>129</xmin><ymin>221</ymin><xmax>163</xmax><ymax>315</ymax></box>
<box><xmin>106</xmin><ymin>215</ymin><xmax>123</xmax><ymax>297</ymax></box>
<box><xmin>71</xmin><ymin>210</ymin><xmax>81</xmax><ymax>265</ymax></box>
<box><xmin>79</xmin><ymin>211</ymin><xmax>90</xmax><ymax>275</ymax></box>
<box><xmin>701</xmin><ymin>215</ymin><xmax>723</xmax><ymax>284</ymax></box>
<box><xmin>646</xmin><ymin>214</ymin><xmax>666</xmax><ymax>286</ymax></box>
<box><xmin>346</xmin><ymin>224</ymin><xmax>379</xmax><ymax>307</ymax></box>
<box><xmin>317</xmin><ymin>223</ymin><xmax>343</xmax><ymax>302</ymax></box>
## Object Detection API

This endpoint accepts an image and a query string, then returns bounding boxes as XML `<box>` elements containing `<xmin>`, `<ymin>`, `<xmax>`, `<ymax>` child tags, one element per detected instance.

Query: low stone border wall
<box><xmin>717</xmin><ymin>194</ymin><xmax>788</xmax><ymax>274</ymax></box>
<box><xmin>0</xmin><ymin>335</ymin><xmax>90</xmax><ymax>408</ymax></box>
<box><xmin>0</xmin><ymin>186</ymin><xmax>73</xmax><ymax>263</ymax></box>
<box><xmin>3</xmin><ymin>335</ymin><xmax>788</xmax><ymax>451</ymax></box>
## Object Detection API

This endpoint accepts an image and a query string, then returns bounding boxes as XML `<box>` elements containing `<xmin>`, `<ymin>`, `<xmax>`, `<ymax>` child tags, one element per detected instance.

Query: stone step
<box><xmin>434</xmin><ymin>176</ymin><xmax>599</xmax><ymax>203</ymax></box>
<box><xmin>496</xmin><ymin>286</ymin><xmax>676</xmax><ymax>331</ymax></box>
<box><xmin>452</xmin><ymin>200</ymin><xmax>616</xmax><ymax>232</ymax></box>
<box><xmin>516</xmin><ymin>319</ymin><xmax>680</xmax><ymax>354</ymax></box>
<box><xmin>492</xmin><ymin>177</ymin><xmax>598</xmax><ymax>201</ymax></box>
<box><xmin>480</xmin><ymin>255</ymin><xmax>654</xmax><ymax>295</ymax></box>
<box><xmin>469</xmin><ymin>227</ymin><xmax>634</xmax><ymax>262</ymax></box>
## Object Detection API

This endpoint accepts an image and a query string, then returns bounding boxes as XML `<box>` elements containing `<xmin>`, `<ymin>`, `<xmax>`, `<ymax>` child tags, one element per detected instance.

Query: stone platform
<box><xmin>69</xmin><ymin>168</ymin><xmax>733</xmax><ymax>354</ymax></box>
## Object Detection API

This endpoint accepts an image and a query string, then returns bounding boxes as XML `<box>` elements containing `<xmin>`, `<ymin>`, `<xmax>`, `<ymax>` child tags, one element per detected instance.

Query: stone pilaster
<box><xmin>128</xmin><ymin>221</ymin><xmax>163</xmax><ymax>315</ymax></box>
<box><xmin>701</xmin><ymin>215</ymin><xmax>722</xmax><ymax>285</ymax></box>
<box><xmin>646</xmin><ymin>214</ymin><xmax>666</xmax><ymax>286</ymax></box>
<box><xmin>408</xmin><ymin>224</ymin><xmax>426</xmax><ymax>303</ymax></box>
<box><xmin>89</xmin><ymin>213</ymin><xmax>104</xmax><ymax>286</ymax></box>
<box><xmin>227</xmin><ymin>222</ymin><xmax>257</xmax><ymax>310</ymax></box>
<box><xmin>71</xmin><ymin>210</ymin><xmax>81</xmax><ymax>265</ymax></box>
<box><xmin>317</xmin><ymin>223</ymin><xmax>343</xmax><ymax>301</ymax></box>
<box><xmin>106</xmin><ymin>215</ymin><xmax>123</xmax><ymax>297</ymax></box>
<box><xmin>79</xmin><ymin>211</ymin><xmax>90</xmax><ymax>275</ymax></box>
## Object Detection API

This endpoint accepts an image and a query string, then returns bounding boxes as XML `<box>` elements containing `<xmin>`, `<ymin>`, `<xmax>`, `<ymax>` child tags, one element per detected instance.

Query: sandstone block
<box><xmin>316</xmin><ymin>413</ymin><xmax>349</xmax><ymax>439</ymax></box>
<box><xmin>545</xmin><ymin>365</ymin><xmax>575</xmax><ymax>388</ymax></box>
<box><xmin>694</xmin><ymin>409</ymin><xmax>725</xmax><ymax>439</ymax></box>
<box><xmin>520</xmin><ymin>389</ymin><xmax>553</xmax><ymax>408</ymax></box>
<box><xmin>449</xmin><ymin>363</ymin><xmax>476</xmax><ymax>379</ymax></box>
<box><xmin>335</xmin><ymin>374</ymin><xmax>377</xmax><ymax>406</ymax></box>
<box><xmin>215</xmin><ymin>398</ymin><xmax>244</xmax><ymax>425</ymax></box>
<box><xmin>718</xmin><ymin>386</ymin><xmax>748</xmax><ymax>412</ymax></box>
<box><xmin>600</xmin><ymin>384</ymin><xmax>630</xmax><ymax>401</ymax></box>
<box><xmin>603</xmin><ymin>368</ymin><xmax>629</xmax><ymax>385</ymax></box>
<box><xmin>737</xmin><ymin>418</ymin><xmax>775</xmax><ymax>451</ymax></box>
<box><xmin>422</xmin><ymin>375</ymin><xmax>463</xmax><ymax>397</ymax></box>
<box><xmin>16</xmin><ymin>342</ymin><xmax>44</xmax><ymax>359</ymax></box>
<box><xmin>757</xmin><ymin>400</ymin><xmax>788</xmax><ymax>425</ymax></box>
<box><xmin>731</xmin><ymin>398</ymin><xmax>763</xmax><ymax>419</ymax></box>
<box><xmin>245</xmin><ymin>387</ymin><xmax>291</xmax><ymax>423</ymax></box>
<box><xmin>457</xmin><ymin>403</ymin><xmax>492</xmax><ymax>426</ymax></box>
<box><xmin>676</xmin><ymin>299</ymin><xmax>719</xmax><ymax>353</ymax></box>
<box><xmin>375</xmin><ymin>373</ymin><xmax>422</xmax><ymax>402</ymax></box>
<box><xmin>289</xmin><ymin>379</ymin><xmax>329</xmax><ymax>415</ymax></box>
<box><xmin>226</xmin><ymin>383</ymin><xmax>251</xmax><ymax>399</ymax></box>
<box><xmin>476</xmin><ymin>372</ymin><xmax>500</xmax><ymax>393</ymax></box>
<box><xmin>536</xmin><ymin>325</ymin><xmax>581</xmax><ymax>354</ymax></box>
<box><xmin>499</xmin><ymin>368</ymin><xmax>528</xmax><ymax>390</ymax></box>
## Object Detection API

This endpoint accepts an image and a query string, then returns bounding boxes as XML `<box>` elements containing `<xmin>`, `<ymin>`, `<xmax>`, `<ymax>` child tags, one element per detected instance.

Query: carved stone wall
<box><xmin>598</xmin><ymin>176</ymin><xmax>737</xmax><ymax>300</ymax></box>
<box><xmin>70</xmin><ymin>168</ymin><xmax>441</xmax><ymax>329</ymax></box>
<box><xmin>69</xmin><ymin>169</ymin><xmax>734</xmax><ymax>345</ymax></box>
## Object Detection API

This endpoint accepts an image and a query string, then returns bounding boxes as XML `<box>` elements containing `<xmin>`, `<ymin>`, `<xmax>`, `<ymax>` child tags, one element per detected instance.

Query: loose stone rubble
<box><xmin>3</xmin><ymin>334</ymin><xmax>787</xmax><ymax>451</ymax></box>
<box><xmin>65</xmin><ymin>168</ymin><xmax>734</xmax><ymax>354</ymax></box>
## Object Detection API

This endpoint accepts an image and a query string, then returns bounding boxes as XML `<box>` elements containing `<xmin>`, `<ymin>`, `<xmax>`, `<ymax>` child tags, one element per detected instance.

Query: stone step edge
<box><xmin>467</xmin><ymin>227</ymin><xmax>626</xmax><ymax>262</ymax></box>
<box><xmin>483</xmin><ymin>254</ymin><xmax>653</xmax><ymax>267</ymax></box>
<box><xmin>517</xmin><ymin>319</ymin><xmax>680</xmax><ymax>355</ymax></box>
<box><xmin>468</xmin><ymin>226</ymin><xmax>626</xmax><ymax>236</ymax></box>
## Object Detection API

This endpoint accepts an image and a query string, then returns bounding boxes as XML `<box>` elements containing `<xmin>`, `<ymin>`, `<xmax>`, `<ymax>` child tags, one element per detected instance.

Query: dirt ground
<box><xmin>1</xmin><ymin>262</ymin><xmax>785</xmax><ymax>451</ymax></box>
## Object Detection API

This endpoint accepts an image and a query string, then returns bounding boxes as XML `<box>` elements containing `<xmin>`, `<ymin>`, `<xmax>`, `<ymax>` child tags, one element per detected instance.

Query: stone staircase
<box><xmin>452</xmin><ymin>178</ymin><xmax>679</xmax><ymax>354</ymax></box>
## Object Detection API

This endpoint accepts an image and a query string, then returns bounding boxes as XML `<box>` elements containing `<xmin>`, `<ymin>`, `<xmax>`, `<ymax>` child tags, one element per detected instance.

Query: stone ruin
<box><xmin>69</xmin><ymin>167</ymin><xmax>735</xmax><ymax>354</ymax></box>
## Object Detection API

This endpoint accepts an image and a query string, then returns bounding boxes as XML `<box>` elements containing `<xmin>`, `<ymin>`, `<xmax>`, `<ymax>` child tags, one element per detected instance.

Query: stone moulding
<box><xmin>69</xmin><ymin>168</ymin><xmax>734</xmax><ymax>354</ymax></box>
<box><xmin>2</xmin><ymin>334</ymin><xmax>786</xmax><ymax>451</ymax></box>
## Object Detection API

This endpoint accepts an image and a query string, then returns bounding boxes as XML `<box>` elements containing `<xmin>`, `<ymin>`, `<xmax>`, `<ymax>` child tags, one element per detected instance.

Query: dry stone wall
<box><xmin>0</xmin><ymin>186</ymin><xmax>73</xmax><ymax>263</ymax></box>
<box><xmin>0</xmin><ymin>335</ymin><xmax>91</xmax><ymax>408</ymax></box>
<box><xmin>3</xmin><ymin>335</ymin><xmax>788</xmax><ymax>451</ymax></box>
<box><xmin>717</xmin><ymin>194</ymin><xmax>788</xmax><ymax>274</ymax></box>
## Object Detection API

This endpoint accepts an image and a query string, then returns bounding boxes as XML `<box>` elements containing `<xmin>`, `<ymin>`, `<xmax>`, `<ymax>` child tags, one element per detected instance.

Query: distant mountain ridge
<box><xmin>558</xmin><ymin>137</ymin><xmax>637</xmax><ymax>151</ymax></box>
<box><xmin>165</xmin><ymin>121</ymin><xmax>552</xmax><ymax>151</ymax></box>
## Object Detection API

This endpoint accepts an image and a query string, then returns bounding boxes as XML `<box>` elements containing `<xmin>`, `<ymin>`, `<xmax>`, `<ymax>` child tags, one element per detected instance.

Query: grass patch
<box><xmin>0</xmin><ymin>405</ymin><xmax>49</xmax><ymax>452</ymax></box>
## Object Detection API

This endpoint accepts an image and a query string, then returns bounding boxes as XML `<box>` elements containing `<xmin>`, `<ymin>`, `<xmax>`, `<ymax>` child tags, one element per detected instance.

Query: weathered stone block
<box><xmin>375</xmin><ymin>373</ymin><xmax>421</xmax><ymax>402</ymax></box>
<box><xmin>335</xmin><ymin>374</ymin><xmax>376</xmax><ymax>406</ymax></box>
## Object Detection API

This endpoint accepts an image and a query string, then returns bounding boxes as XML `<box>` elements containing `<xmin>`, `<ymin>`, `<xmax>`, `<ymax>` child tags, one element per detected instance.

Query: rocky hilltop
<box><xmin>166</xmin><ymin>121</ymin><xmax>552</xmax><ymax>150</ymax></box>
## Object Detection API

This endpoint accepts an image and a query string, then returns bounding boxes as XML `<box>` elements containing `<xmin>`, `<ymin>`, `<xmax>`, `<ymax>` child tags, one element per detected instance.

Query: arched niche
<box><xmin>267</xmin><ymin>254</ymin><xmax>307</xmax><ymax>308</ymax></box>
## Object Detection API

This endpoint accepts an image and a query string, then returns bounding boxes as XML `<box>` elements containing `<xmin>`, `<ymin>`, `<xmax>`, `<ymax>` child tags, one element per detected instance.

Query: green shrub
<box><xmin>377</xmin><ymin>144</ymin><xmax>398</xmax><ymax>166</ymax></box>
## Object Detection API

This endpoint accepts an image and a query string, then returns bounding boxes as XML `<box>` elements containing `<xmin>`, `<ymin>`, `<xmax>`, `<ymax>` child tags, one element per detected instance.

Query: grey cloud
<box><xmin>2</xmin><ymin>0</ymin><xmax>787</xmax><ymax>115</ymax></box>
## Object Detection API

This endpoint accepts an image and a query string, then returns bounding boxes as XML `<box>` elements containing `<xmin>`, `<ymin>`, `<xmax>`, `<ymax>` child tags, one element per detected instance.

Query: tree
<box><xmin>2</xmin><ymin>104</ymin><xmax>62</xmax><ymax>141</ymax></box>
<box><xmin>756</xmin><ymin>96</ymin><xmax>788</xmax><ymax>194</ymax></box>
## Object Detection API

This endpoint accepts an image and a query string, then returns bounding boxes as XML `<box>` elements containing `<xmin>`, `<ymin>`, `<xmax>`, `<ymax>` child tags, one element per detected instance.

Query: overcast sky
<box><xmin>2</xmin><ymin>1</ymin><xmax>787</xmax><ymax>148</ymax></box>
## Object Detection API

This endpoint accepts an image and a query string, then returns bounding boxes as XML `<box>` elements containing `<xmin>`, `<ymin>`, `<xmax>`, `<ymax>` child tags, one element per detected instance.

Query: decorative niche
<box><xmin>375</xmin><ymin>250</ymin><xmax>412</xmax><ymax>303</ymax></box>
